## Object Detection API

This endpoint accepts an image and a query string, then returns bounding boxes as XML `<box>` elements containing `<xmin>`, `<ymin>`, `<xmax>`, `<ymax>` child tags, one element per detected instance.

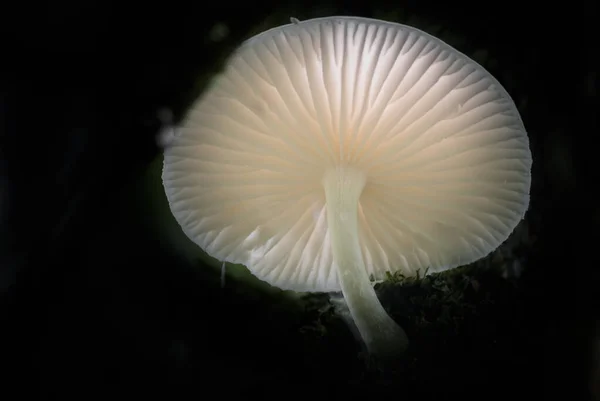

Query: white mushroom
<box><xmin>162</xmin><ymin>16</ymin><xmax>532</xmax><ymax>358</ymax></box>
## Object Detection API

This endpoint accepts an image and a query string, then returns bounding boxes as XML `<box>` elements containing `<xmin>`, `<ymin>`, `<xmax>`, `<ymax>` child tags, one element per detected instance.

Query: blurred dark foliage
<box><xmin>0</xmin><ymin>0</ymin><xmax>597</xmax><ymax>400</ymax></box>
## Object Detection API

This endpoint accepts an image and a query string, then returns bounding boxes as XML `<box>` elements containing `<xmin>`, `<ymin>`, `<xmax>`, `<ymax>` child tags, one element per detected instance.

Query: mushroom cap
<box><xmin>162</xmin><ymin>16</ymin><xmax>532</xmax><ymax>293</ymax></box>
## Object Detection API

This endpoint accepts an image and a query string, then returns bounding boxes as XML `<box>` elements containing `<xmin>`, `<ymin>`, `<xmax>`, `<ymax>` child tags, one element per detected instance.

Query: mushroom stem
<box><xmin>322</xmin><ymin>166</ymin><xmax>409</xmax><ymax>358</ymax></box>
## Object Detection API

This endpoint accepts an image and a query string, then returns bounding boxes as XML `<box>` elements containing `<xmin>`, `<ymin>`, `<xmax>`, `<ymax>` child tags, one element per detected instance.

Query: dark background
<box><xmin>1</xmin><ymin>1</ymin><xmax>597</xmax><ymax>400</ymax></box>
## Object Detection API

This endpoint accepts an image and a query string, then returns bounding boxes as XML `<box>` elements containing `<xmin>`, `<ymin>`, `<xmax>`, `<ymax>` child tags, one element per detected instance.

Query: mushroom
<box><xmin>162</xmin><ymin>16</ymin><xmax>532</xmax><ymax>358</ymax></box>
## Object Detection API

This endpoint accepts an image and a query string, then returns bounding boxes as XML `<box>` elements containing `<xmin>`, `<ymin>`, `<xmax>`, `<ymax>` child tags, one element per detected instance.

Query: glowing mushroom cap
<box><xmin>163</xmin><ymin>16</ymin><xmax>532</xmax><ymax>293</ymax></box>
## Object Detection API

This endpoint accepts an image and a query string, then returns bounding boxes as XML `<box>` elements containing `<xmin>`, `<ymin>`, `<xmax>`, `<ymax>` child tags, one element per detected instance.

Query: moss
<box><xmin>292</xmin><ymin>252</ymin><xmax>527</xmax><ymax>392</ymax></box>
